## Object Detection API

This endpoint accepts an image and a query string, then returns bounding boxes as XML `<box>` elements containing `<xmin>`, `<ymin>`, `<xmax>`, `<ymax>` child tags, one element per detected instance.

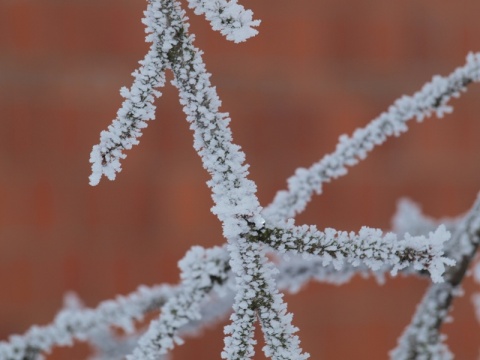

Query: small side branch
<box><xmin>186</xmin><ymin>0</ymin><xmax>260</xmax><ymax>42</ymax></box>
<box><xmin>128</xmin><ymin>246</ymin><xmax>230</xmax><ymax>359</ymax></box>
<box><xmin>89</xmin><ymin>0</ymin><xmax>174</xmax><ymax>185</ymax></box>
<box><xmin>256</xmin><ymin>223</ymin><xmax>453</xmax><ymax>283</ymax></box>
<box><xmin>0</xmin><ymin>285</ymin><xmax>175</xmax><ymax>360</ymax></box>
<box><xmin>390</xmin><ymin>196</ymin><xmax>480</xmax><ymax>359</ymax></box>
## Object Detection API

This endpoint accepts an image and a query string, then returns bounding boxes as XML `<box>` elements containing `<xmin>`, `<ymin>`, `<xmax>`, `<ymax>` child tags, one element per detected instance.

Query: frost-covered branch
<box><xmin>58</xmin><ymin>294</ymin><xmax>148</xmax><ymax>360</ymax></box>
<box><xmin>186</xmin><ymin>0</ymin><xmax>260</xmax><ymax>42</ymax></box>
<box><xmin>0</xmin><ymin>246</ymin><xmax>235</xmax><ymax>360</ymax></box>
<box><xmin>0</xmin><ymin>214</ymin><xmax>459</xmax><ymax>359</ymax></box>
<box><xmin>275</xmin><ymin>199</ymin><xmax>460</xmax><ymax>291</ymax></box>
<box><xmin>128</xmin><ymin>246</ymin><xmax>230</xmax><ymax>359</ymax></box>
<box><xmin>89</xmin><ymin>0</ymin><xmax>174</xmax><ymax>186</ymax></box>
<box><xmin>82</xmin><ymin>1</ymin><xmax>480</xmax><ymax>359</ymax></box>
<box><xmin>390</xmin><ymin>195</ymin><xmax>480</xmax><ymax>360</ymax></box>
<box><xmin>390</xmin><ymin>283</ymin><xmax>456</xmax><ymax>360</ymax></box>
<box><xmin>0</xmin><ymin>284</ymin><xmax>175</xmax><ymax>360</ymax></box>
<box><xmin>89</xmin><ymin>0</ymin><xmax>261</xmax><ymax>185</ymax></box>
<box><xmin>0</xmin><ymin>246</ymin><xmax>315</xmax><ymax>359</ymax></box>
<box><xmin>263</xmin><ymin>53</ymin><xmax>480</xmax><ymax>223</ymax></box>
<box><xmin>119</xmin><ymin>2</ymin><xmax>306</xmax><ymax>359</ymax></box>
<box><xmin>89</xmin><ymin>292</ymin><xmax>235</xmax><ymax>360</ymax></box>
<box><xmin>256</xmin><ymin>223</ymin><xmax>453</xmax><ymax>283</ymax></box>
<box><xmin>276</xmin><ymin>200</ymin><xmax>466</xmax><ymax>292</ymax></box>
<box><xmin>222</xmin><ymin>240</ymin><xmax>308</xmax><ymax>360</ymax></box>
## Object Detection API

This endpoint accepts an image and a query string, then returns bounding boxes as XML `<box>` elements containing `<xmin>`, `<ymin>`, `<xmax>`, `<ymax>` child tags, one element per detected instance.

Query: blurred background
<box><xmin>1</xmin><ymin>0</ymin><xmax>480</xmax><ymax>358</ymax></box>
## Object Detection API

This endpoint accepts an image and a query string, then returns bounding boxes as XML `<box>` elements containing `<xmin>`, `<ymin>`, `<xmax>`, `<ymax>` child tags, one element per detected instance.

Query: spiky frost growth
<box><xmin>128</xmin><ymin>246</ymin><xmax>230</xmax><ymax>359</ymax></box>
<box><xmin>222</xmin><ymin>240</ymin><xmax>309</xmax><ymax>360</ymax></box>
<box><xmin>261</xmin><ymin>223</ymin><xmax>453</xmax><ymax>283</ymax></box>
<box><xmin>187</xmin><ymin>0</ymin><xmax>260</xmax><ymax>42</ymax></box>
<box><xmin>0</xmin><ymin>285</ymin><xmax>175</xmax><ymax>360</ymax></box>
<box><xmin>61</xmin><ymin>291</ymin><xmax>137</xmax><ymax>360</ymax></box>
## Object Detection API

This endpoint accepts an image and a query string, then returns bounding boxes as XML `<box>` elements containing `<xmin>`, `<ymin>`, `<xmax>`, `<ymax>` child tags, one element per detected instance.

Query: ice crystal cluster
<box><xmin>3</xmin><ymin>0</ymin><xmax>480</xmax><ymax>359</ymax></box>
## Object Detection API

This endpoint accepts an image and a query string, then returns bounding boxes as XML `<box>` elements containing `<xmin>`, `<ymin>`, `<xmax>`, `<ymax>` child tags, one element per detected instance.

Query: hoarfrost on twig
<box><xmin>391</xmin><ymin>195</ymin><xmax>480</xmax><ymax>360</ymax></box>
<box><xmin>8</xmin><ymin>0</ymin><xmax>480</xmax><ymax>359</ymax></box>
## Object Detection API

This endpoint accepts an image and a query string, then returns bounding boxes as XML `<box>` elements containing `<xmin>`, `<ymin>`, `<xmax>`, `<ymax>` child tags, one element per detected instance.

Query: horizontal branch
<box><xmin>274</xmin><ymin>197</ymin><xmax>463</xmax><ymax>291</ymax></box>
<box><xmin>254</xmin><ymin>223</ymin><xmax>454</xmax><ymax>283</ymax></box>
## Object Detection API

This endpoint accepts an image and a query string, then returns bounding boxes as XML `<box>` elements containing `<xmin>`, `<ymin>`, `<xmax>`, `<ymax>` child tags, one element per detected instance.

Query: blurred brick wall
<box><xmin>1</xmin><ymin>0</ymin><xmax>480</xmax><ymax>358</ymax></box>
